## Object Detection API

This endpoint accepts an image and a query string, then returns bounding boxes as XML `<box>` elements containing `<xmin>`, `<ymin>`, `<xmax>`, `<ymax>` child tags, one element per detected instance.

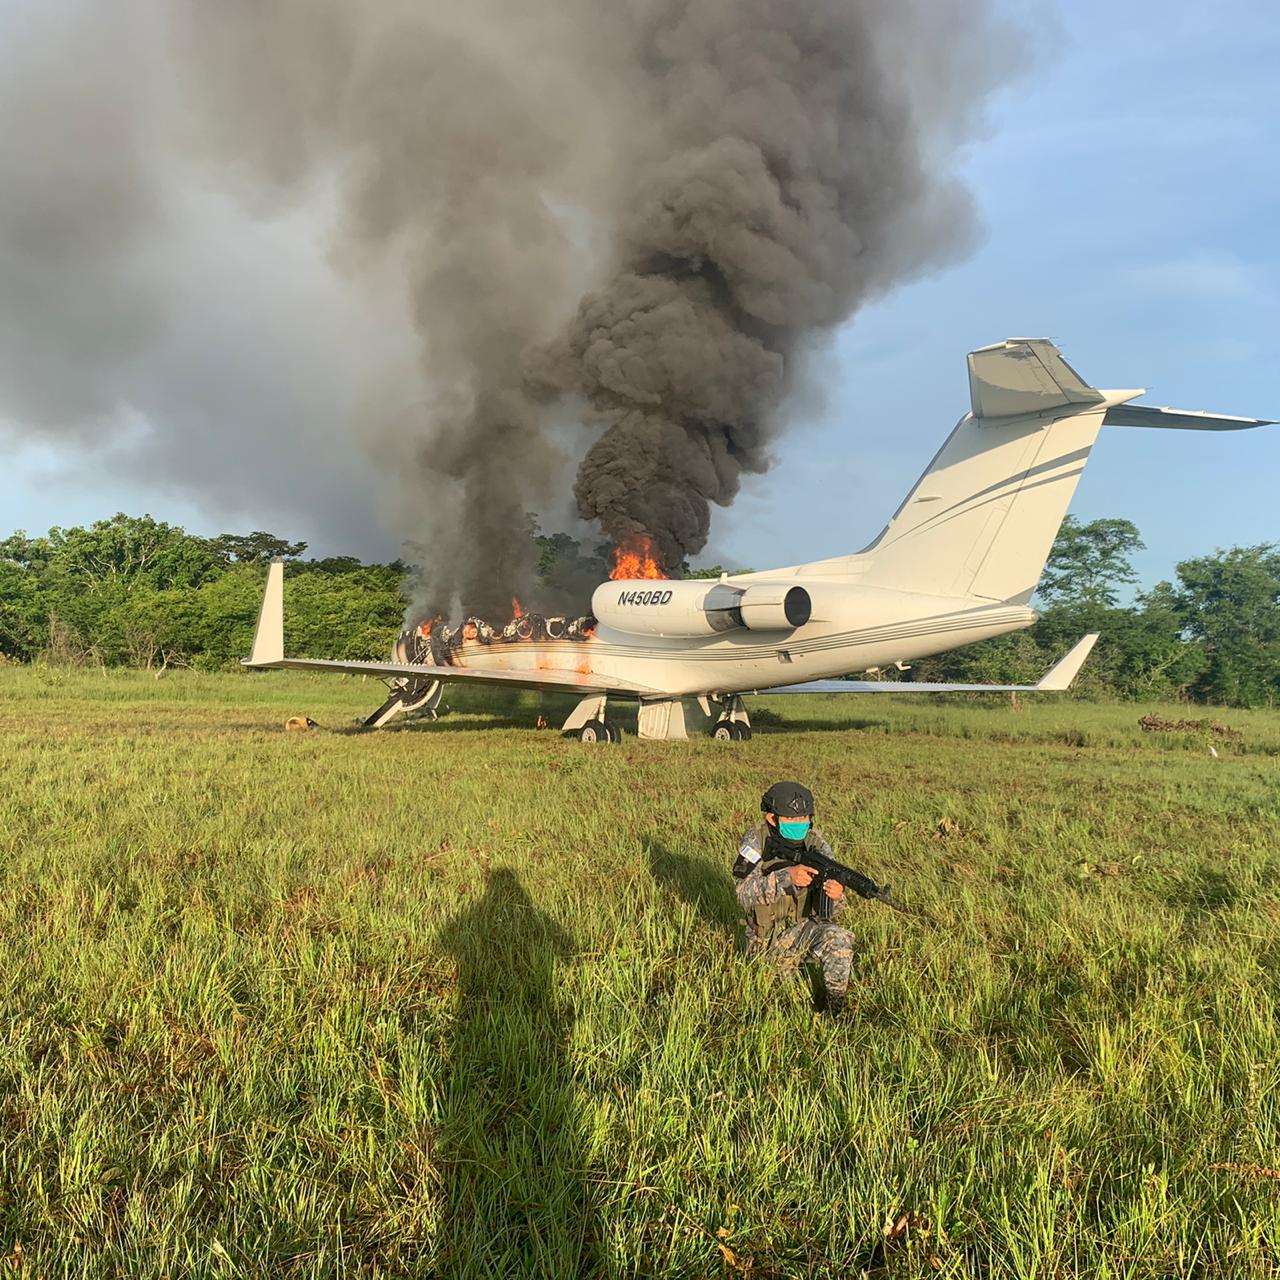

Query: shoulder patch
<box><xmin>738</xmin><ymin>827</ymin><xmax>763</xmax><ymax>864</ymax></box>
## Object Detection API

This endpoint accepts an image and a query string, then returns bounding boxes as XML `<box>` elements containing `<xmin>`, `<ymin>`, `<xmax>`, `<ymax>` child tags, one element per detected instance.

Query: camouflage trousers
<box><xmin>747</xmin><ymin>918</ymin><xmax>855</xmax><ymax>1005</ymax></box>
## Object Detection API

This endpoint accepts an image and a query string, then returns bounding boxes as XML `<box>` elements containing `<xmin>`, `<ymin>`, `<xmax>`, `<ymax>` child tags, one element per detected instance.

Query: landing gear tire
<box><xmin>713</xmin><ymin>720</ymin><xmax>750</xmax><ymax>742</ymax></box>
<box><xmin>604</xmin><ymin>722</ymin><xmax>622</xmax><ymax>743</ymax></box>
<box><xmin>579</xmin><ymin>718</ymin><xmax>612</xmax><ymax>744</ymax></box>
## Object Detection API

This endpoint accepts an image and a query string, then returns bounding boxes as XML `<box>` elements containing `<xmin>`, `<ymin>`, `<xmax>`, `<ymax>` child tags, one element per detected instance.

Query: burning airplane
<box><xmin>245</xmin><ymin>339</ymin><xmax>1274</xmax><ymax>741</ymax></box>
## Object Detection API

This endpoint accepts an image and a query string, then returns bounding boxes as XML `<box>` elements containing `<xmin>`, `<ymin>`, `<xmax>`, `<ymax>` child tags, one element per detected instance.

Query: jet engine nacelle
<box><xmin>738</xmin><ymin>583</ymin><xmax>812</xmax><ymax>631</ymax></box>
<box><xmin>592</xmin><ymin>579</ymin><xmax>812</xmax><ymax>638</ymax></box>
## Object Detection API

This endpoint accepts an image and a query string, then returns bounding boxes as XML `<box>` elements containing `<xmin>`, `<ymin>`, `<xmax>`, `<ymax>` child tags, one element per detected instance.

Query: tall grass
<box><xmin>1</xmin><ymin>669</ymin><xmax>1278</xmax><ymax>1277</ymax></box>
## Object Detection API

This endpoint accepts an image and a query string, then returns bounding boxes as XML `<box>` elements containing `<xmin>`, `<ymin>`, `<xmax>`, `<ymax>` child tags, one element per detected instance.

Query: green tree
<box><xmin>284</xmin><ymin>567</ymin><xmax>405</xmax><ymax>661</ymax></box>
<box><xmin>110</xmin><ymin>585</ymin><xmax>207</xmax><ymax>669</ymax></box>
<box><xmin>43</xmin><ymin>514</ymin><xmax>221</xmax><ymax>592</ymax></box>
<box><xmin>1033</xmin><ymin>597</ymin><xmax>1205</xmax><ymax>701</ymax></box>
<box><xmin>1166</xmin><ymin>544</ymin><xmax>1280</xmax><ymax>707</ymax></box>
<box><xmin>211</xmin><ymin>531</ymin><xmax>308</xmax><ymax>563</ymax></box>
<box><xmin>526</xmin><ymin>520</ymin><xmax>609</xmax><ymax>608</ymax></box>
<box><xmin>192</xmin><ymin>566</ymin><xmax>277</xmax><ymax>665</ymax></box>
<box><xmin>685</xmin><ymin>565</ymin><xmax>754</xmax><ymax>579</ymax></box>
<box><xmin>1037</xmin><ymin>516</ymin><xmax>1144</xmax><ymax>608</ymax></box>
<box><xmin>0</xmin><ymin>531</ymin><xmax>53</xmax><ymax>572</ymax></box>
<box><xmin>906</xmin><ymin>630</ymin><xmax>1051</xmax><ymax>688</ymax></box>
<box><xmin>1</xmin><ymin>514</ymin><xmax>412</xmax><ymax>669</ymax></box>
<box><xmin>0</xmin><ymin>560</ymin><xmax>47</xmax><ymax>660</ymax></box>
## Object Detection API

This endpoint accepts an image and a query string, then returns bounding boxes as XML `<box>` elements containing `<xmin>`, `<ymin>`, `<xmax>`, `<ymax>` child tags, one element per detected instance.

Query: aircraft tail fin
<box><xmin>853</xmin><ymin>339</ymin><xmax>1274</xmax><ymax>605</ymax></box>
<box><xmin>858</xmin><ymin>340</ymin><xmax>1120</xmax><ymax>604</ymax></box>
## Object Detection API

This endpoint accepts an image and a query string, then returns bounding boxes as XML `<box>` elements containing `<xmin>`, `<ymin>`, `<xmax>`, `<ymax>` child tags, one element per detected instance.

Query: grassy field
<box><xmin>1</xmin><ymin>667</ymin><xmax>1278</xmax><ymax>1278</ymax></box>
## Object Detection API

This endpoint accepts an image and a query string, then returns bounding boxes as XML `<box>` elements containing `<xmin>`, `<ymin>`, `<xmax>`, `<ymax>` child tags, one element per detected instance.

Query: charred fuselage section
<box><xmin>394</xmin><ymin>606</ymin><xmax>596</xmax><ymax>667</ymax></box>
<box><xmin>363</xmin><ymin>604</ymin><xmax>597</xmax><ymax>730</ymax></box>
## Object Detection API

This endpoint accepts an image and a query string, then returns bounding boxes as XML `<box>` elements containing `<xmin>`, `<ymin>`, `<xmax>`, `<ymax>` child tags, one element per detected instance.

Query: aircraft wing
<box><xmin>744</xmin><ymin>633</ymin><xmax>1099</xmax><ymax>696</ymax></box>
<box><xmin>242</xmin><ymin>560</ymin><xmax>665</xmax><ymax>697</ymax></box>
<box><xmin>259</xmin><ymin>655</ymin><xmax>662</xmax><ymax>696</ymax></box>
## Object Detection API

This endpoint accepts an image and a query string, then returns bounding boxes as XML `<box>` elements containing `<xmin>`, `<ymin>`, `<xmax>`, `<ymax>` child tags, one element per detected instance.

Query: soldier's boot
<box><xmin>804</xmin><ymin>965</ymin><xmax>828</xmax><ymax>1013</ymax></box>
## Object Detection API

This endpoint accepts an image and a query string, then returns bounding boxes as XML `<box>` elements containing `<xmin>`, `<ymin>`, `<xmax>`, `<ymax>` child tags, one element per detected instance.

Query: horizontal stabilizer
<box><xmin>746</xmin><ymin>633</ymin><xmax>1099</xmax><ymax>696</ymax></box>
<box><xmin>1103</xmin><ymin>404</ymin><xmax>1276</xmax><ymax>431</ymax></box>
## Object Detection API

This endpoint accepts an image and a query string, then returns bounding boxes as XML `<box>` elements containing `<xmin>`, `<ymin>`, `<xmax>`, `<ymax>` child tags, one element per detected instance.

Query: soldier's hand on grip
<box><xmin>790</xmin><ymin>864</ymin><xmax>818</xmax><ymax>888</ymax></box>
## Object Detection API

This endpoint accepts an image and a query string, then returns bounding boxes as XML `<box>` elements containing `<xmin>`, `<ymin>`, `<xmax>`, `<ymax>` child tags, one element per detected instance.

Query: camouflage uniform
<box><xmin>734</xmin><ymin>821</ymin><xmax>856</xmax><ymax>1011</ymax></box>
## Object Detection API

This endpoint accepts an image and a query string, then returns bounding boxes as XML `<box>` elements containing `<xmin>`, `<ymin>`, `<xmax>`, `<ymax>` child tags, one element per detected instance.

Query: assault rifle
<box><xmin>802</xmin><ymin>847</ymin><xmax>933</xmax><ymax>924</ymax></box>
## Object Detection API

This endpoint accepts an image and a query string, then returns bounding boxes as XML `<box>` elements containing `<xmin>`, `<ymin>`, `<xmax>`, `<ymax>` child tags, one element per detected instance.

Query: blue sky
<box><xmin>4</xmin><ymin>0</ymin><xmax>1277</xmax><ymax>595</ymax></box>
<box><xmin>717</xmin><ymin>0</ymin><xmax>1280</xmax><ymax>592</ymax></box>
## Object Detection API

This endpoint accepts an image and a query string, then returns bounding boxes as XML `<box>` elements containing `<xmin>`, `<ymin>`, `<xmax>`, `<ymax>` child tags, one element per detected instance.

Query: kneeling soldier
<box><xmin>733</xmin><ymin>780</ymin><xmax>855</xmax><ymax>1014</ymax></box>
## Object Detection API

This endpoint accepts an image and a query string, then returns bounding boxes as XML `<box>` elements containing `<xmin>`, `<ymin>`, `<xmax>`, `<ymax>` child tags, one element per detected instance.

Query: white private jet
<box><xmin>245</xmin><ymin>338</ymin><xmax>1272</xmax><ymax>740</ymax></box>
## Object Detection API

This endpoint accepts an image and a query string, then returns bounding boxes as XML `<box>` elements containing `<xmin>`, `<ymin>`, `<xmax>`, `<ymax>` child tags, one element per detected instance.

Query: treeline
<box><xmin>2</xmin><ymin>513</ymin><xmax>1278</xmax><ymax>706</ymax></box>
<box><xmin>0</xmin><ymin>515</ymin><xmax>602</xmax><ymax>672</ymax></box>
<box><xmin>0</xmin><ymin>519</ymin><xmax>406</xmax><ymax>670</ymax></box>
<box><xmin>908</xmin><ymin>519</ymin><xmax>1280</xmax><ymax>708</ymax></box>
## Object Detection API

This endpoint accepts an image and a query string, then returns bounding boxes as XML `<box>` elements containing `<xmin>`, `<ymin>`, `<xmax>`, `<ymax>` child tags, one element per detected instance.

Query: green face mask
<box><xmin>778</xmin><ymin>819</ymin><xmax>811</xmax><ymax>841</ymax></box>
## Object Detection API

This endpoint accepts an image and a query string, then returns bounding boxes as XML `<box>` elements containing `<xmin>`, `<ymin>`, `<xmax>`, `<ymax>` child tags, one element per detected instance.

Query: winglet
<box><xmin>1035</xmin><ymin>632</ymin><xmax>1099</xmax><ymax>691</ymax></box>
<box><xmin>246</xmin><ymin>559</ymin><xmax>285</xmax><ymax>667</ymax></box>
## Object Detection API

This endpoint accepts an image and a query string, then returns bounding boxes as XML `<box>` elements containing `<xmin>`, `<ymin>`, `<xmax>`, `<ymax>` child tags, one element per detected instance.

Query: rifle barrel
<box><xmin>803</xmin><ymin>849</ymin><xmax>933</xmax><ymax>924</ymax></box>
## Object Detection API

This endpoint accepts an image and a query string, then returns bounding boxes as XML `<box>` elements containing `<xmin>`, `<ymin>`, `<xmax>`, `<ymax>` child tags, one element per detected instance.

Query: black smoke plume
<box><xmin>529</xmin><ymin>1</ymin><xmax>1018</xmax><ymax>574</ymax></box>
<box><xmin>0</xmin><ymin>0</ymin><xmax>1020</xmax><ymax>617</ymax></box>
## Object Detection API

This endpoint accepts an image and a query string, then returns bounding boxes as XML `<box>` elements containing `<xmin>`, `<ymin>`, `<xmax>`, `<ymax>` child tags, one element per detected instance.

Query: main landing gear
<box><xmin>578</xmin><ymin>718</ymin><xmax>622</xmax><ymax>744</ymax></box>
<box><xmin>563</xmin><ymin>695</ymin><xmax>623</xmax><ymax>744</ymax></box>
<box><xmin>561</xmin><ymin>693</ymin><xmax>752</xmax><ymax>743</ymax></box>
<box><xmin>363</xmin><ymin>678</ymin><xmax>444</xmax><ymax>728</ymax></box>
<box><xmin>710</xmin><ymin>694</ymin><xmax>752</xmax><ymax>742</ymax></box>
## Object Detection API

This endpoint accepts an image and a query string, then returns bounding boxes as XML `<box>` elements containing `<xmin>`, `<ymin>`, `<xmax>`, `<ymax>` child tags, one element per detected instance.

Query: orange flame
<box><xmin>609</xmin><ymin>533</ymin><xmax>667</xmax><ymax>581</ymax></box>
<box><xmin>511</xmin><ymin>597</ymin><xmax>524</xmax><ymax>619</ymax></box>
<box><xmin>463</xmin><ymin>622</ymin><xmax>478</xmax><ymax>641</ymax></box>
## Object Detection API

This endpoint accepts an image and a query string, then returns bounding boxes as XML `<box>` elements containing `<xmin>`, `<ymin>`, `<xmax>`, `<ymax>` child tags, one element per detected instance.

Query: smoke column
<box><xmin>0</xmin><ymin>0</ymin><xmax>1021</xmax><ymax>616</ymax></box>
<box><xmin>530</xmin><ymin>0</ymin><xmax>1019</xmax><ymax>573</ymax></box>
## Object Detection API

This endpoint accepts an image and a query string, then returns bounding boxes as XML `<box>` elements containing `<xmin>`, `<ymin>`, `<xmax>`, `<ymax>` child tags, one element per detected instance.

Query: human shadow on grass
<box><xmin>432</xmin><ymin>869</ymin><xmax>597</xmax><ymax>1279</ymax></box>
<box><xmin>646</xmin><ymin>839</ymin><xmax>740</xmax><ymax>936</ymax></box>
